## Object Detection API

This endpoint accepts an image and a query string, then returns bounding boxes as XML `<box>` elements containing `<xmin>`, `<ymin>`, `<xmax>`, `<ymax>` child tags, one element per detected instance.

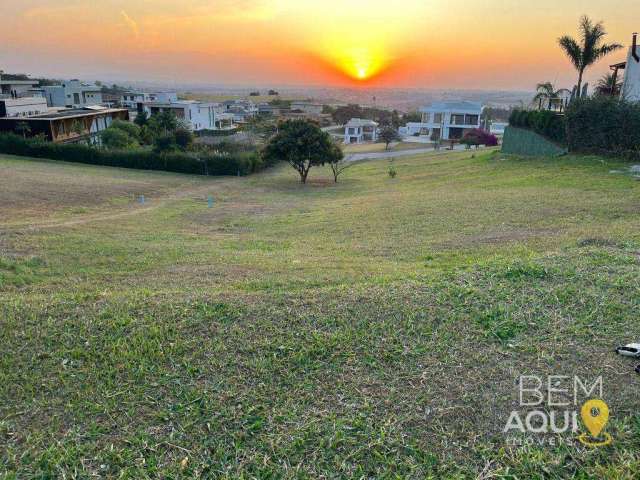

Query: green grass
<box><xmin>1</xmin><ymin>150</ymin><xmax>640</xmax><ymax>478</ymax></box>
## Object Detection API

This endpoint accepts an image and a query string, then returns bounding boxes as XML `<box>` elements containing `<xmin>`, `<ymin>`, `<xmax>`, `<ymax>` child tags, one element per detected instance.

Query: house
<box><xmin>344</xmin><ymin>118</ymin><xmax>378</xmax><ymax>144</ymax></box>
<box><xmin>617</xmin><ymin>33</ymin><xmax>640</xmax><ymax>101</ymax></box>
<box><xmin>257</xmin><ymin>103</ymin><xmax>279</xmax><ymax>116</ymax></box>
<box><xmin>0</xmin><ymin>106</ymin><xmax>129</xmax><ymax>144</ymax></box>
<box><xmin>121</xmin><ymin>91</ymin><xmax>178</xmax><ymax>109</ymax></box>
<box><xmin>489</xmin><ymin>121</ymin><xmax>508</xmax><ymax>136</ymax></box>
<box><xmin>400</xmin><ymin>101</ymin><xmax>483</xmax><ymax>140</ymax></box>
<box><xmin>290</xmin><ymin>102</ymin><xmax>324</xmax><ymax>115</ymax></box>
<box><xmin>142</xmin><ymin>100</ymin><xmax>235</xmax><ymax>131</ymax></box>
<box><xmin>42</xmin><ymin>80</ymin><xmax>103</xmax><ymax>108</ymax></box>
<box><xmin>0</xmin><ymin>75</ymin><xmax>40</xmax><ymax>98</ymax></box>
<box><xmin>222</xmin><ymin>100</ymin><xmax>258</xmax><ymax>123</ymax></box>
<box><xmin>0</xmin><ymin>96</ymin><xmax>49</xmax><ymax>118</ymax></box>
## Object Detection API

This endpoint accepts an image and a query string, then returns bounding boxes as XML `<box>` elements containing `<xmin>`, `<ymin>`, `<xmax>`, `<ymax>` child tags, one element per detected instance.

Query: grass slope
<box><xmin>1</xmin><ymin>151</ymin><xmax>640</xmax><ymax>478</ymax></box>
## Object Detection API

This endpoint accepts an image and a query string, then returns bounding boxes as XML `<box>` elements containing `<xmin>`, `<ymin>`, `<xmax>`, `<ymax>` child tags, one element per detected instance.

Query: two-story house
<box><xmin>142</xmin><ymin>100</ymin><xmax>235</xmax><ymax>132</ymax></box>
<box><xmin>402</xmin><ymin>101</ymin><xmax>483</xmax><ymax>140</ymax></box>
<box><xmin>344</xmin><ymin>118</ymin><xmax>378</xmax><ymax>144</ymax></box>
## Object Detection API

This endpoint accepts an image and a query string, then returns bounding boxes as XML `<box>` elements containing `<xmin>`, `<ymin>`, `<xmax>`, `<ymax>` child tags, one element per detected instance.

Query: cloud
<box><xmin>120</xmin><ymin>10</ymin><xmax>139</xmax><ymax>37</ymax></box>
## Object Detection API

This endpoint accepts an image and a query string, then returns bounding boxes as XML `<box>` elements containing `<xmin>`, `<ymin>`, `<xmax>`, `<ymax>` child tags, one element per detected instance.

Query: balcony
<box><xmin>450</xmin><ymin>114</ymin><xmax>479</xmax><ymax>126</ymax></box>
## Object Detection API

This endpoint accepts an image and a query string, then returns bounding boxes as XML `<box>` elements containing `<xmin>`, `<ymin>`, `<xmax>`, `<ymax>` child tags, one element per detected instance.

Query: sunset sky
<box><xmin>1</xmin><ymin>0</ymin><xmax>638</xmax><ymax>91</ymax></box>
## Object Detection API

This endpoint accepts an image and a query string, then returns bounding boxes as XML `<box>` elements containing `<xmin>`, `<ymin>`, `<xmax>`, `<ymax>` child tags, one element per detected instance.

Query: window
<box><xmin>434</xmin><ymin>113</ymin><xmax>443</xmax><ymax>123</ymax></box>
<box><xmin>465</xmin><ymin>114</ymin><xmax>479</xmax><ymax>125</ymax></box>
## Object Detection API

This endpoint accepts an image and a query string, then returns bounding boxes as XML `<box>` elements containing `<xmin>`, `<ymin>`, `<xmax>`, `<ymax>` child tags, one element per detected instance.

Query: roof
<box><xmin>346</xmin><ymin>118</ymin><xmax>378</xmax><ymax>127</ymax></box>
<box><xmin>0</xmin><ymin>80</ymin><xmax>39</xmax><ymax>86</ymax></box>
<box><xmin>421</xmin><ymin>101</ymin><xmax>483</xmax><ymax>113</ymax></box>
<box><xmin>0</xmin><ymin>107</ymin><xmax>128</xmax><ymax>121</ymax></box>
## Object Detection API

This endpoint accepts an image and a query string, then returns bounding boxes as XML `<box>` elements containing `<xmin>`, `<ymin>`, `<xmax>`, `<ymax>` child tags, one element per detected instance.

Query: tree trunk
<box><xmin>300</xmin><ymin>169</ymin><xmax>308</xmax><ymax>183</ymax></box>
<box><xmin>577</xmin><ymin>70</ymin><xmax>584</xmax><ymax>98</ymax></box>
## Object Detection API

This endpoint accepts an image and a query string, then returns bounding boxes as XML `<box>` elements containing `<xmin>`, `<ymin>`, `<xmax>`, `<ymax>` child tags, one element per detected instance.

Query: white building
<box><xmin>0</xmin><ymin>96</ymin><xmax>49</xmax><ymax>118</ymax></box>
<box><xmin>222</xmin><ymin>100</ymin><xmax>258</xmax><ymax>123</ymax></box>
<box><xmin>344</xmin><ymin>118</ymin><xmax>378</xmax><ymax>144</ymax></box>
<box><xmin>0</xmin><ymin>76</ymin><xmax>40</xmax><ymax>98</ymax></box>
<box><xmin>400</xmin><ymin>101</ymin><xmax>483</xmax><ymax>140</ymax></box>
<box><xmin>621</xmin><ymin>33</ymin><xmax>640</xmax><ymax>102</ymax></box>
<box><xmin>142</xmin><ymin>100</ymin><xmax>234</xmax><ymax>132</ymax></box>
<box><xmin>42</xmin><ymin>80</ymin><xmax>103</xmax><ymax>108</ymax></box>
<box><xmin>291</xmin><ymin>102</ymin><xmax>324</xmax><ymax>115</ymax></box>
<box><xmin>121</xmin><ymin>91</ymin><xmax>178</xmax><ymax>109</ymax></box>
<box><xmin>489</xmin><ymin>121</ymin><xmax>508</xmax><ymax>136</ymax></box>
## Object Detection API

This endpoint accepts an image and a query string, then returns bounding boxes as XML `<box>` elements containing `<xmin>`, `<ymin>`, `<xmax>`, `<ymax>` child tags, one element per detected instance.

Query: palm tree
<box><xmin>532</xmin><ymin>82</ymin><xmax>571</xmax><ymax>110</ymax></box>
<box><xmin>595</xmin><ymin>73</ymin><xmax>622</xmax><ymax>96</ymax></box>
<box><xmin>558</xmin><ymin>16</ymin><xmax>622</xmax><ymax>98</ymax></box>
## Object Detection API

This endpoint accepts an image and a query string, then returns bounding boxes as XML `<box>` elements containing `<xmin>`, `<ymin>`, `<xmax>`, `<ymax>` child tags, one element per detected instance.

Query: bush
<box><xmin>0</xmin><ymin>133</ymin><xmax>265</xmax><ymax>176</ymax></box>
<box><xmin>101</xmin><ymin>128</ymin><xmax>137</xmax><ymax>150</ymax></box>
<box><xmin>509</xmin><ymin>109</ymin><xmax>566</xmax><ymax>144</ymax></box>
<box><xmin>565</xmin><ymin>96</ymin><xmax>640</xmax><ymax>159</ymax></box>
<box><xmin>461</xmin><ymin>128</ymin><xmax>498</xmax><ymax>147</ymax></box>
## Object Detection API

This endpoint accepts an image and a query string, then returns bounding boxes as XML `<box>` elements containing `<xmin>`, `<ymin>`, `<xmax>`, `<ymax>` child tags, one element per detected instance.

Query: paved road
<box><xmin>344</xmin><ymin>144</ymin><xmax>483</xmax><ymax>162</ymax></box>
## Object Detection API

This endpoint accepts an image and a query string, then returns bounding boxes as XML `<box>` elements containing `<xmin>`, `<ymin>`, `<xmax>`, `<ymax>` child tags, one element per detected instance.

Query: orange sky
<box><xmin>1</xmin><ymin>0</ymin><xmax>638</xmax><ymax>90</ymax></box>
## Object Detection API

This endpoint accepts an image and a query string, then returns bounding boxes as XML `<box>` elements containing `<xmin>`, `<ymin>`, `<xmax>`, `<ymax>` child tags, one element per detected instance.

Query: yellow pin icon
<box><xmin>579</xmin><ymin>399</ymin><xmax>612</xmax><ymax>446</ymax></box>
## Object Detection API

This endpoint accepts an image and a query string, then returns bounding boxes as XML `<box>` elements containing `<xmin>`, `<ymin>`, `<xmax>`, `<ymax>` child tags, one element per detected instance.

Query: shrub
<box><xmin>110</xmin><ymin>120</ymin><xmax>141</xmax><ymax>140</ymax></box>
<box><xmin>0</xmin><ymin>133</ymin><xmax>264</xmax><ymax>176</ymax></box>
<box><xmin>101</xmin><ymin>128</ymin><xmax>138</xmax><ymax>150</ymax></box>
<box><xmin>565</xmin><ymin>96</ymin><xmax>640</xmax><ymax>159</ymax></box>
<box><xmin>509</xmin><ymin>109</ymin><xmax>566</xmax><ymax>144</ymax></box>
<box><xmin>461</xmin><ymin>128</ymin><xmax>498</xmax><ymax>147</ymax></box>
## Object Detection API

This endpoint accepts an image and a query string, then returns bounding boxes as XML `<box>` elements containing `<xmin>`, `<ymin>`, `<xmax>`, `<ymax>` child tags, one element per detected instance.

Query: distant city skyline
<box><xmin>1</xmin><ymin>1</ymin><xmax>638</xmax><ymax>91</ymax></box>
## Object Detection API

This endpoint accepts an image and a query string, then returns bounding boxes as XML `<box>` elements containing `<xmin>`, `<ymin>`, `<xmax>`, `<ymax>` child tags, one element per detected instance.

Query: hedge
<box><xmin>0</xmin><ymin>133</ymin><xmax>272</xmax><ymax>176</ymax></box>
<box><xmin>508</xmin><ymin>109</ymin><xmax>566</xmax><ymax>144</ymax></box>
<box><xmin>565</xmin><ymin>96</ymin><xmax>640</xmax><ymax>160</ymax></box>
<box><xmin>501</xmin><ymin>126</ymin><xmax>568</xmax><ymax>157</ymax></box>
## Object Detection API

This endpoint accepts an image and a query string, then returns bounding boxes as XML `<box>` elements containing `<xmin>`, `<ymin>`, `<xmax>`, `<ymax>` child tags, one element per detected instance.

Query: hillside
<box><xmin>1</xmin><ymin>150</ymin><xmax>640</xmax><ymax>478</ymax></box>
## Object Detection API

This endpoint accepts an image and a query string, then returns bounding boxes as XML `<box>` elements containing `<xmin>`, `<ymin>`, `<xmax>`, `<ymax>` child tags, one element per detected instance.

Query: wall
<box><xmin>622</xmin><ymin>46</ymin><xmax>640</xmax><ymax>101</ymax></box>
<box><xmin>501</xmin><ymin>126</ymin><xmax>567</xmax><ymax>156</ymax></box>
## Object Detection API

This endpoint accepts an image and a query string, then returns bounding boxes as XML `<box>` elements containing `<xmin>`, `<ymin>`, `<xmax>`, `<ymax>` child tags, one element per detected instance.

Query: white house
<box><xmin>344</xmin><ymin>118</ymin><xmax>378</xmax><ymax>144</ymax></box>
<box><xmin>400</xmin><ymin>101</ymin><xmax>483</xmax><ymax>140</ymax></box>
<box><xmin>142</xmin><ymin>100</ymin><xmax>235</xmax><ymax>132</ymax></box>
<box><xmin>0</xmin><ymin>96</ymin><xmax>49</xmax><ymax>118</ymax></box>
<box><xmin>621</xmin><ymin>33</ymin><xmax>640</xmax><ymax>101</ymax></box>
<box><xmin>0</xmin><ymin>75</ymin><xmax>40</xmax><ymax>98</ymax></box>
<box><xmin>489</xmin><ymin>121</ymin><xmax>508</xmax><ymax>136</ymax></box>
<box><xmin>291</xmin><ymin>102</ymin><xmax>324</xmax><ymax>115</ymax></box>
<box><xmin>42</xmin><ymin>80</ymin><xmax>103</xmax><ymax>108</ymax></box>
<box><xmin>121</xmin><ymin>91</ymin><xmax>178</xmax><ymax>109</ymax></box>
<box><xmin>222</xmin><ymin>100</ymin><xmax>258</xmax><ymax>123</ymax></box>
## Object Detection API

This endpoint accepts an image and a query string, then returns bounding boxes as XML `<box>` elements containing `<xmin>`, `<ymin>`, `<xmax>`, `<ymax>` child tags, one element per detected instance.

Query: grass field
<box><xmin>2</xmin><ymin>150</ymin><xmax>640</xmax><ymax>478</ymax></box>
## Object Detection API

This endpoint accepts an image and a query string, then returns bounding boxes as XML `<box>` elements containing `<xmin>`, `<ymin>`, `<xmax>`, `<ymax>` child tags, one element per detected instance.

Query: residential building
<box><xmin>222</xmin><ymin>100</ymin><xmax>258</xmax><ymax>123</ymax></box>
<box><xmin>0</xmin><ymin>106</ymin><xmax>129</xmax><ymax>144</ymax></box>
<box><xmin>142</xmin><ymin>100</ymin><xmax>234</xmax><ymax>131</ymax></box>
<box><xmin>489</xmin><ymin>121</ymin><xmax>508</xmax><ymax>136</ymax></box>
<box><xmin>0</xmin><ymin>75</ymin><xmax>40</xmax><ymax>98</ymax></box>
<box><xmin>121</xmin><ymin>91</ymin><xmax>178</xmax><ymax>109</ymax></box>
<box><xmin>344</xmin><ymin>118</ymin><xmax>378</xmax><ymax>144</ymax></box>
<box><xmin>0</xmin><ymin>96</ymin><xmax>49</xmax><ymax>118</ymax></box>
<box><xmin>290</xmin><ymin>102</ymin><xmax>324</xmax><ymax>115</ymax></box>
<box><xmin>257</xmin><ymin>103</ymin><xmax>279</xmax><ymax>116</ymax></box>
<box><xmin>400</xmin><ymin>101</ymin><xmax>483</xmax><ymax>140</ymax></box>
<box><xmin>42</xmin><ymin>80</ymin><xmax>103</xmax><ymax>108</ymax></box>
<box><xmin>620</xmin><ymin>33</ymin><xmax>640</xmax><ymax>102</ymax></box>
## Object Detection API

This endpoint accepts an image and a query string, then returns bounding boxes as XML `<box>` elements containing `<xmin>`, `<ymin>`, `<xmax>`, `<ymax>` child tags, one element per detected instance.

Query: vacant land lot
<box><xmin>2</xmin><ymin>150</ymin><xmax>640</xmax><ymax>478</ymax></box>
